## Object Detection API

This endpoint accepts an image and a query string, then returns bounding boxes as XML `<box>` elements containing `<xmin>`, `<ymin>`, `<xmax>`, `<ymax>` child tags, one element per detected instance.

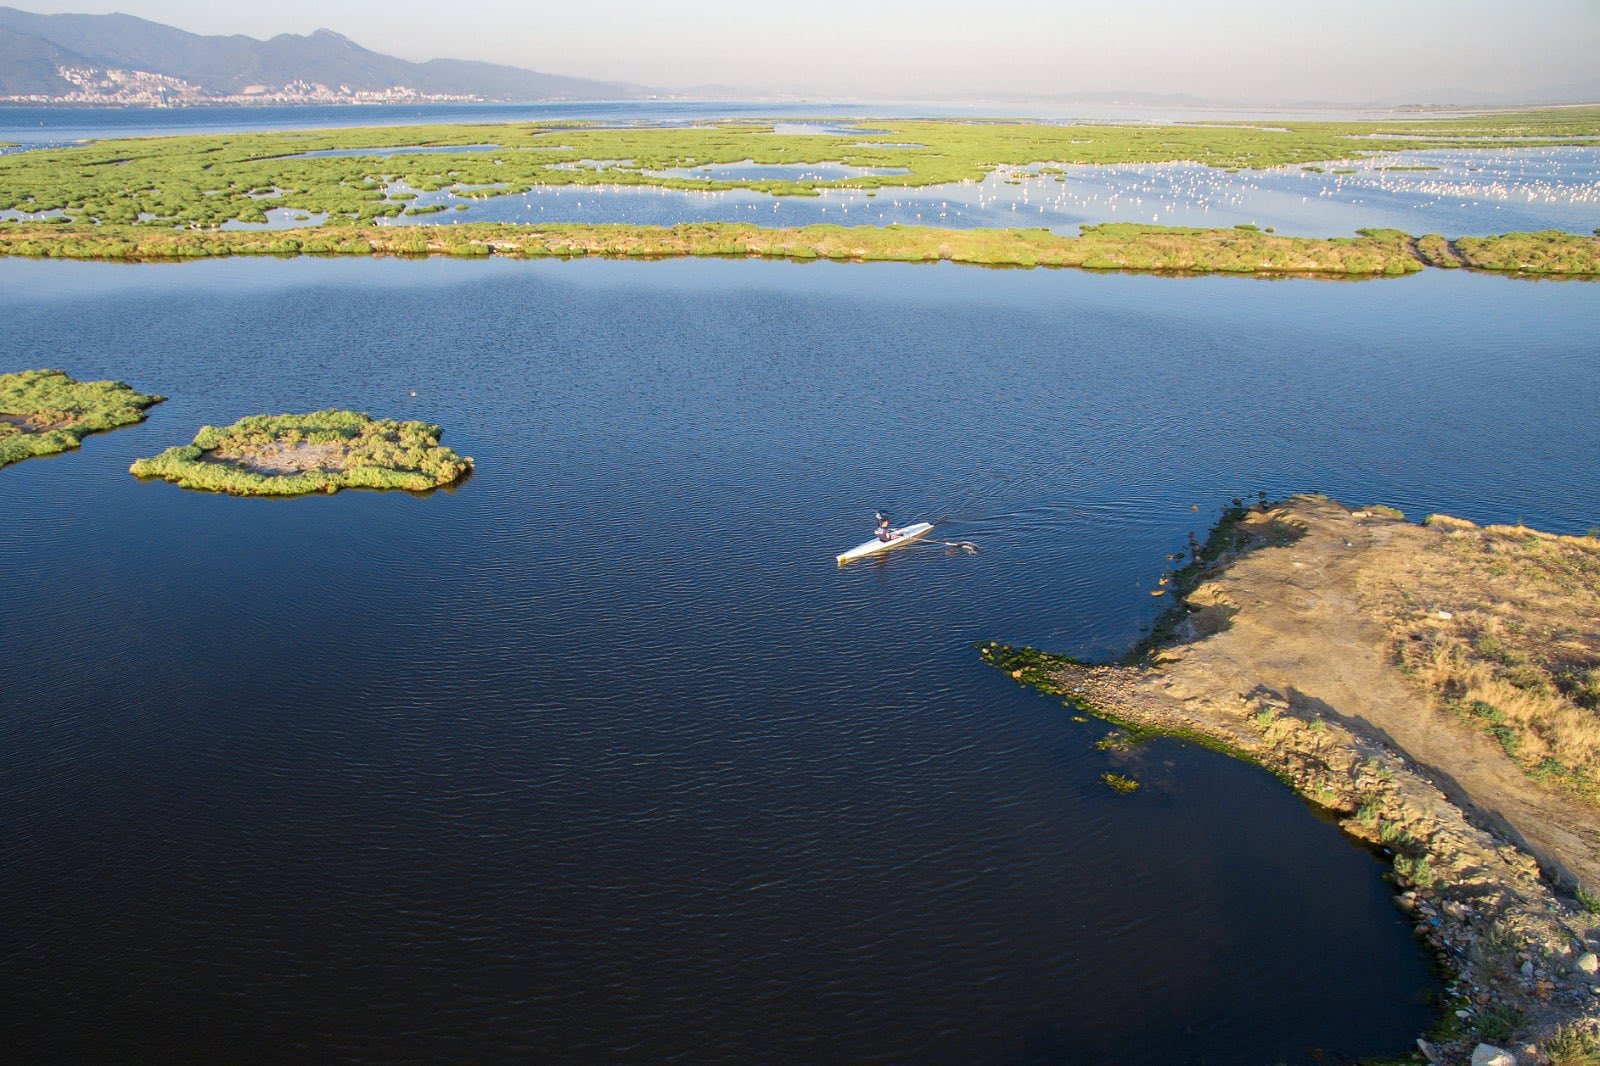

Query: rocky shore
<box><xmin>983</xmin><ymin>497</ymin><xmax>1600</xmax><ymax>1063</ymax></box>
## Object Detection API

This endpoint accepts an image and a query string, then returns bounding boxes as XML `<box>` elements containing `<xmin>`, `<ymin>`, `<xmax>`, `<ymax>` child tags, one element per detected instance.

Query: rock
<box><xmin>1470</xmin><ymin>1044</ymin><xmax>1516</xmax><ymax>1066</ymax></box>
<box><xmin>1577</xmin><ymin>951</ymin><xmax>1599</xmax><ymax>974</ymax></box>
<box><xmin>1520</xmin><ymin>959</ymin><xmax>1535</xmax><ymax>978</ymax></box>
<box><xmin>1416</xmin><ymin>1037</ymin><xmax>1440</xmax><ymax>1063</ymax></box>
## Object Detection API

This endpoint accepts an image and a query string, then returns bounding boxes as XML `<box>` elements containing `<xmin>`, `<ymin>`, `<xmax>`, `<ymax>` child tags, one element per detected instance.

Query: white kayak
<box><xmin>836</xmin><ymin>522</ymin><xmax>935</xmax><ymax>565</ymax></box>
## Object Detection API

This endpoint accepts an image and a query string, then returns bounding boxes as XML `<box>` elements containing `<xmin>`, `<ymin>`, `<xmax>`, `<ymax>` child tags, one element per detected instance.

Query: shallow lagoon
<box><xmin>3</xmin><ymin>257</ymin><xmax>1598</xmax><ymax>1061</ymax></box>
<box><xmin>385</xmin><ymin>145</ymin><xmax>1600</xmax><ymax>237</ymax></box>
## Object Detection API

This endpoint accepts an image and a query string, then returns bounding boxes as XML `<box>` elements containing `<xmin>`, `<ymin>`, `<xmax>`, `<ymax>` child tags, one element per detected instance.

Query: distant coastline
<box><xmin>0</xmin><ymin>89</ymin><xmax>494</xmax><ymax>108</ymax></box>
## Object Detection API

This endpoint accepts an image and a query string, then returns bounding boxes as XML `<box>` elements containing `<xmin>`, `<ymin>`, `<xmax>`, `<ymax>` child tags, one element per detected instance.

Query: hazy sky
<box><xmin>14</xmin><ymin>0</ymin><xmax>1600</xmax><ymax>101</ymax></box>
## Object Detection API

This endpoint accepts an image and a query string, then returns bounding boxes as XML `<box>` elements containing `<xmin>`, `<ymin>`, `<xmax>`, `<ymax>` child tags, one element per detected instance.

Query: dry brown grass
<box><xmin>1367</xmin><ymin>515</ymin><xmax>1600</xmax><ymax>802</ymax></box>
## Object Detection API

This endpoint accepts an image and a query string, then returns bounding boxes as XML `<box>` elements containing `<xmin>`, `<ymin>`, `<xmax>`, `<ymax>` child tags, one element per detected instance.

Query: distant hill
<box><xmin>0</xmin><ymin>6</ymin><xmax>653</xmax><ymax>103</ymax></box>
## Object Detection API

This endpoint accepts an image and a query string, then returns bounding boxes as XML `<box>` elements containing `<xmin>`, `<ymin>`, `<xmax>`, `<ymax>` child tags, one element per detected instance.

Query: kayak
<box><xmin>836</xmin><ymin>522</ymin><xmax>935</xmax><ymax>565</ymax></box>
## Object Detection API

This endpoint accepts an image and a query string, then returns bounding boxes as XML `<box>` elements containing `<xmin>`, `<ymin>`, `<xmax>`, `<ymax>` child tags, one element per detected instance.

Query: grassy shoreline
<box><xmin>2</xmin><ymin>221</ymin><xmax>1597</xmax><ymax>277</ymax></box>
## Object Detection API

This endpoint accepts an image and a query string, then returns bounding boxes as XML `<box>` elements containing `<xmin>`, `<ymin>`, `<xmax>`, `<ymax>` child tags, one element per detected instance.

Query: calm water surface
<box><xmin>4</xmin><ymin>258</ymin><xmax>1598</xmax><ymax>1062</ymax></box>
<box><xmin>0</xmin><ymin>101</ymin><xmax>1490</xmax><ymax>148</ymax></box>
<box><xmin>382</xmin><ymin>146</ymin><xmax>1599</xmax><ymax>237</ymax></box>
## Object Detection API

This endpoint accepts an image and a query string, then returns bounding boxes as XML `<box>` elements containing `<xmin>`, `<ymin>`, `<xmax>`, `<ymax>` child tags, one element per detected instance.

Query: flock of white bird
<box><xmin>369</xmin><ymin>145</ymin><xmax>1599</xmax><ymax>237</ymax></box>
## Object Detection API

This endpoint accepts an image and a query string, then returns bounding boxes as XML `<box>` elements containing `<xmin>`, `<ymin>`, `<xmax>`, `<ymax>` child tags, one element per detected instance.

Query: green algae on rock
<box><xmin>0</xmin><ymin>368</ymin><xmax>164</xmax><ymax>468</ymax></box>
<box><xmin>129</xmin><ymin>409</ymin><xmax>472</xmax><ymax>496</ymax></box>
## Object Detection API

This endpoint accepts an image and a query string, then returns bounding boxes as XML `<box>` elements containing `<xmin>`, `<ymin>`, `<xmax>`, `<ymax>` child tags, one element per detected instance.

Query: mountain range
<box><xmin>0</xmin><ymin>6</ymin><xmax>652</xmax><ymax>103</ymax></box>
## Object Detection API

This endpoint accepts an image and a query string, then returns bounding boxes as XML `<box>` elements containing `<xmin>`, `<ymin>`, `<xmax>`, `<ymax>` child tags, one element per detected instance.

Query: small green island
<box><xmin>0</xmin><ymin>368</ymin><xmax>164</xmax><ymax>468</ymax></box>
<box><xmin>129</xmin><ymin>409</ymin><xmax>472</xmax><ymax>496</ymax></box>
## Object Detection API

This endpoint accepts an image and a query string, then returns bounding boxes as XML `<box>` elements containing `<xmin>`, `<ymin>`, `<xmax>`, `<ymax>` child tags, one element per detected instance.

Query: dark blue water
<box><xmin>4</xmin><ymin>258</ymin><xmax>1596</xmax><ymax>1062</ymax></box>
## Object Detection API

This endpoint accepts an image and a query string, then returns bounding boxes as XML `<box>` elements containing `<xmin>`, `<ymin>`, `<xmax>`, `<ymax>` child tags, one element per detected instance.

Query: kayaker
<box><xmin>876</xmin><ymin>515</ymin><xmax>896</xmax><ymax>542</ymax></box>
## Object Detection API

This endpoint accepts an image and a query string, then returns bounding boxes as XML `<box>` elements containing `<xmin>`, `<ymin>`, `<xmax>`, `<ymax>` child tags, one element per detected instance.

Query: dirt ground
<box><xmin>1163</xmin><ymin>497</ymin><xmax>1600</xmax><ymax>892</ymax></box>
<box><xmin>209</xmin><ymin>440</ymin><xmax>346</xmax><ymax>474</ymax></box>
<box><xmin>0</xmin><ymin>410</ymin><xmax>71</xmax><ymax>432</ymax></box>
<box><xmin>1005</xmin><ymin>496</ymin><xmax>1600</xmax><ymax>1058</ymax></box>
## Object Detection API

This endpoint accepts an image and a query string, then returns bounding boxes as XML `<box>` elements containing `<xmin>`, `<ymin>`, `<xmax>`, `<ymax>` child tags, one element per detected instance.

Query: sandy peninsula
<box><xmin>984</xmin><ymin>496</ymin><xmax>1600</xmax><ymax>1062</ymax></box>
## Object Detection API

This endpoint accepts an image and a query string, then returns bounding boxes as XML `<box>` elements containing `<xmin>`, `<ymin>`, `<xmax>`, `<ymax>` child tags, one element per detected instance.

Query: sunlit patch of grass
<box><xmin>1394</xmin><ymin>854</ymin><xmax>1436</xmax><ymax>889</ymax></box>
<box><xmin>1547</xmin><ymin>1022</ymin><xmax>1600</xmax><ymax>1066</ymax></box>
<box><xmin>1380</xmin><ymin>516</ymin><xmax>1600</xmax><ymax>804</ymax></box>
<box><xmin>1378</xmin><ymin>820</ymin><xmax>1417</xmax><ymax>849</ymax></box>
<box><xmin>1456</xmin><ymin>230</ymin><xmax>1600</xmax><ymax>275</ymax></box>
<box><xmin>1575</xmin><ymin>885</ymin><xmax>1600</xmax><ymax>915</ymax></box>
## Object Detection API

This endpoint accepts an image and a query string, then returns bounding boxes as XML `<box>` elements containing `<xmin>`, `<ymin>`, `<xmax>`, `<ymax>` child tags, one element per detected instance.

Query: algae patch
<box><xmin>130</xmin><ymin>409</ymin><xmax>471</xmax><ymax>496</ymax></box>
<box><xmin>1101</xmin><ymin>772</ymin><xmax>1141</xmax><ymax>794</ymax></box>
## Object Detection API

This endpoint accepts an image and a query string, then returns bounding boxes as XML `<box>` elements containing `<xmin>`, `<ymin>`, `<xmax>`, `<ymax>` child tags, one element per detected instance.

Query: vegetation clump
<box><xmin>129</xmin><ymin>409</ymin><xmax>471</xmax><ymax>496</ymax></box>
<box><xmin>1101</xmin><ymin>772</ymin><xmax>1140</xmax><ymax>794</ymax></box>
<box><xmin>1454</xmin><ymin>230</ymin><xmax>1600</xmax><ymax>275</ymax></box>
<box><xmin>0</xmin><ymin>368</ymin><xmax>163</xmax><ymax>468</ymax></box>
<box><xmin>1546</xmin><ymin>1021</ymin><xmax>1600</xmax><ymax>1066</ymax></box>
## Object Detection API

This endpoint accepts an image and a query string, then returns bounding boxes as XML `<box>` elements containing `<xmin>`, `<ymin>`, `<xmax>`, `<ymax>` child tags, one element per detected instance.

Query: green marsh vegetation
<box><xmin>1454</xmin><ymin>230</ymin><xmax>1600</xmax><ymax>275</ymax></box>
<box><xmin>2</xmin><ymin>108</ymin><xmax>1596</xmax><ymax>277</ymax></box>
<box><xmin>0</xmin><ymin>219</ymin><xmax>1433</xmax><ymax>275</ymax></box>
<box><xmin>129</xmin><ymin>410</ymin><xmax>472</xmax><ymax>496</ymax></box>
<box><xmin>0</xmin><ymin>107</ymin><xmax>1595</xmax><ymax>229</ymax></box>
<box><xmin>1414</xmin><ymin>234</ymin><xmax>1463</xmax><ymax>268</ymax></box>
<box><xmin>0</xmin><ymin>369</ymin><xmax>163</xmax><ymax>468</ymax></box>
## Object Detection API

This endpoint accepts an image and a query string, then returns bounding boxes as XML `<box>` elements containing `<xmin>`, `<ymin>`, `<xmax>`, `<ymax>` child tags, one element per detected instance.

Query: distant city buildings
<box><xmin>1</xmin><ymin>65</ymin><xmax>486</xmax><ymax>106</ymax></box>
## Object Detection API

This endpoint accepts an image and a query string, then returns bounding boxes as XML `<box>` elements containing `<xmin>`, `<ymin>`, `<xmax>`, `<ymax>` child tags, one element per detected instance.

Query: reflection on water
<box><xmin>220</xmin><ymin>207</ymin><xmax>328</xmax><ymax>230</ymax></box>
<box><xmin>4</xmin><ymin>257</ymin><xmax>1597</xmax><ymax>1061</ymax></box>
